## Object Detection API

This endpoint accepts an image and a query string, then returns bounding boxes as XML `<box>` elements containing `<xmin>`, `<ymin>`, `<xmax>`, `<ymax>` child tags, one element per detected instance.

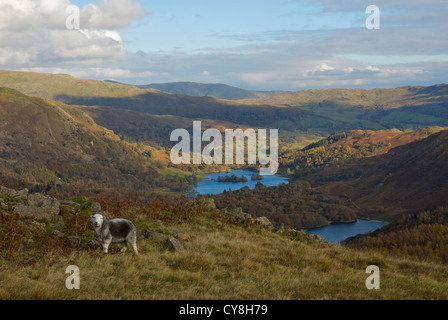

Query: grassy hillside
<box><xmin>280</xmin><ymin>126</ymin><xmax>447</xmax><ymax>178</ymax></box>
<box><xmin>136</xmin><ymin>81</ymin><xmax>288</xmax><ymax>100</ymax></box>
<box><xmin>303</xmin><ymin>128</ymin><xmax>448</xmax><ymax>220</ymax></box>
<box><xmin>0</xmin><ymin>70</ymin><xmax>336</xmax><ymax>134</ymax></box>
<box><xmin>243</xmin><ymin>84</ymin><xmax>448</xmax><ymax>130</ymax></box>
<box><xmin>0</xmin><ymin>87</ymin><xmax>194</xmax><ymax>196</ymax></box>
<box><xmin>242</xmin><ymin>84</ymin><xmax>448</xmax><ymax>110</ymax></box>
<box><xmin>344</xmin><ymin>206</ymin><xmax>448</xmax><ymax>264</ymax></box>
<box><xmin>1</xmin><ymin>191</ymin><xmax>448</xmax><ymax>300</ymax></box>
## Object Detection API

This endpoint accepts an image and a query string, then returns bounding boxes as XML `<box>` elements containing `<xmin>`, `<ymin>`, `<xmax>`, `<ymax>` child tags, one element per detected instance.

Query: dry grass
<box><xmin>1</xmin><ymin>218</ymin><xmax>448</xmax><ymax>300</ymax></box>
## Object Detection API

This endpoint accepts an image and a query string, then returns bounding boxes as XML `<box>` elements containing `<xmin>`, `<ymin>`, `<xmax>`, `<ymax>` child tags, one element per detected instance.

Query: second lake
<box><xmin>192</xmin><ymin>169</ymin><xmax>288</xmax><ymax>195</ymax></box>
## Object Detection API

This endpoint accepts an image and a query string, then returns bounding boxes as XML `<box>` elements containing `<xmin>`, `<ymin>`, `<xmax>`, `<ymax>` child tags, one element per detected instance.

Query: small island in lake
<box><xmin>217</xmin><ymin>175</ymin><xmax>248</xmax><ymax>183</ymax></box>
<box><xmin>251</xmin><ymin>173</ymin><xmax>264</xmax><ymax>181</ymax></box>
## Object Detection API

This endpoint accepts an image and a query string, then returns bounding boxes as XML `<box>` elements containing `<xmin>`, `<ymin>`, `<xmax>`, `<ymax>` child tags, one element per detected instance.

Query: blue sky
<box><xmin>1</xmin><ymin>0</ymin><xmax>447</xmax><ymax>90</ymax></box>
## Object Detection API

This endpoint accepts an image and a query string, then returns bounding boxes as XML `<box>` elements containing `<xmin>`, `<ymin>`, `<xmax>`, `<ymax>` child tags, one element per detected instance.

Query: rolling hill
<box><xmin>133</xmin><ymin>81</ymin><xmax>288</xmax><ymax>100</ymax></box>
<box><xmin>0</xmin><ymin>87</ymin><xmax>187</xmax><ymax>196</ymax></box>
<box><xmin>243</xmin><ymin>84</ymin><xmax>448</xmax><ymax>130</ymax></box>
<box><xmin>0</xmin><ymin>70</ymin><xmax>337</xmax><ymax>136</ymax></box>
<box><xmin>302</xmin><ymin>128</ymin><xmax>448</xmax><ymax>220</ymax></box>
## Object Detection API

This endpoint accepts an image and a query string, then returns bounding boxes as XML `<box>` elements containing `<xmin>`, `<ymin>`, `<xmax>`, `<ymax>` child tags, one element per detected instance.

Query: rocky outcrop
<box><xmin>90</xmin><ymin>202</ymin><xmax>102</xmax><ymax>213</ymax></box>
<box><xmin>165</xmin><ymin>237</ymin><xmax>185</xmax><ymax>251</ymax></box>
<box><xmin>287</xmin><ymin>229</ymin><xmax>327</xmax><ymax>244</ymax></box>
<box><xmin>0</xmin><ymin>186</ymin><xmax>60</xmax><ymax>220</ymax></box>
<box><xmin>254</xmin><ymin>216</ymin><xmax>275</xmax><ymax>231</ymax></box>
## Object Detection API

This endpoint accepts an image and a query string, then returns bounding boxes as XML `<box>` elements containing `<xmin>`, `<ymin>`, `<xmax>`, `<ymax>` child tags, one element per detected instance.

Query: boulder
<box><xmin>48</xmin><ymin>229</ymin><xmax>64</xmax><ymax>238</ymax></box>
<box><xmin>171</xmin><ymin>230</ymin><xmax>184</xmax><ymax>238</ymax></box>
<box><xmin>232</xmin><ymin>208</ymin><xmax>253</xmax><ymax>224</ymax></box>
<box><xmin>48</xmin><ymin>229</ymin><xmax>64</xmax><ymax>246</ymax></box>
<box><xmin>61</xmin><ymin>200</ymin><xmax>81</xmax><ymax>208</ymax></box>
<box><xmin>254</xmin><ymin>216</ymin><xmax>274</xmax><ymax>231</ymax></box>
<box><xmin>0</xmin><ymin>186</ymin><xmax>15</xmax><ymax>197</ymax></box>
<box><xmin>145</xmin><ymin>230</ymin><xmax>169</xmax><ymax>242</ymax></box>
<box><xmin>22</xmin><ymin>219</ymin><xmax>46</xmax><ymax>233</ymax></box>
<box><xmin>13</xmin><ymin>198</ymin><xmax>60</xmax><ymax>220</ymax></box>
<box><xmin>165</xmin><ymin>237</ymin><xmax>185</xmax><ymax>251</ymax></box>
<box><xmin>90</xmin><ymin>202</ymin><xmax>102</xmax><ymax>212</ymax></box>
<box><xmin>65</xmin><ymin>236</ymin><xmax>82</xmax><ymax>248</ymax></box>
<box><xmin>12</xmin><ymin>188</ymin><xmax>28</xmax><ymax>200</ymax></box>
<box><xmin>60</xmin><ymin>205</ymin><xmax>76</xmax><ymax>216</ymax></box>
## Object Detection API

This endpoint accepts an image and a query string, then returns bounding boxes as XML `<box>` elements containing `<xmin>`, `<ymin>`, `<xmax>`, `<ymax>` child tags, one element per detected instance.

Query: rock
<box><xmin>49</xmin><ymin>229</ymin><xmax>64</xmax><ymax>238</ymax></box>
<box><xmin>0</xmin><ymin>186</ymin><xmax>16</xmax><ymax>197</ymax></box>
<box><xmin>287</xmin><ymin>229</ymin><xmax>327</xmax><ymax>244</ymax></box>
<box><xmin>65</xmin><ymin>236</ymin><xmax>82</xmax><ymax>248</ymax></box>
<box><xmin>90</xmin><ymin>202</ymin><xmax>102</xmax><ymax>212</ymax></box>
<box><xmin>145</xmin><ymin>230</ymin><xmax>169</xmax><ymax>242</ymax></box>
<box><xmin>48</xmin><ymin>229</ymin><xmax>64</xmax><ymax>246</ymax></box>
<box><xmin>12</xmin><ymin>188</ymin><xmax>28</xmax><ymax>200</ymax></box>
<box><xmin>23</xmin><ymin>219</ymin><xmax>46</xmax><ymax>233</ymax></box>
<box><xmin>165</xmin><ymin>237</ymin><xmax>185</xmax><ymax>251</ymax></box>
<box><xmin>171</xmin><ymin>230</ymin><xmax>184</xmax><ymax>238</ymax></box>
<box><xmin>61</xmin><ymin>200</ymin><xmax>81</xmax><ymax>208</ymax></box>
<box><xmin>254</xmin><ymin>216</ymin><xmax>274</xmax><ymax>231</ymax></box>
<box><xmin>232</xmin><ymin>208</ymin><xmax>253</xmax><ymax>224</ymax></box>
<box><xmin>199</xmin><ymin>198</ymin><xmax>216</xmax><ymax>211</ymax></box>
<box><xmin>60</xmin><ymin>205</ymin><xmax>76</xmax><ymax>215</ymax></box>
<box><xmin>13</xmin><ymin>198</ymin><xmax>60</xmax><ymax>220</ymax></box>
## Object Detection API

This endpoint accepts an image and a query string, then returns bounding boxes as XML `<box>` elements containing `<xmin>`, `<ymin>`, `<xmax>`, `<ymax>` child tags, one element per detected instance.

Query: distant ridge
<box><xmin>105</xmin><ymin>80</ymin><xmax>289</xmax><ymax>100</ymax></box>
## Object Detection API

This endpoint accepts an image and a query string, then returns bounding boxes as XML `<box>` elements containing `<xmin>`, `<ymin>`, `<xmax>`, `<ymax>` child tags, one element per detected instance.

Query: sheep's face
<box><xmin>91</xmin><ymin>214</ymin><xmax>104</xmax><ymax>229</ymax></box>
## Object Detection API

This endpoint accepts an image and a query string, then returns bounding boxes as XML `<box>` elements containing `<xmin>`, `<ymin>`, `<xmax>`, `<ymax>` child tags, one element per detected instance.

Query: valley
<box><xmin>1</xmin><ymin>70</ymin><xmax>448</xmax><ymax>299</ymax></box>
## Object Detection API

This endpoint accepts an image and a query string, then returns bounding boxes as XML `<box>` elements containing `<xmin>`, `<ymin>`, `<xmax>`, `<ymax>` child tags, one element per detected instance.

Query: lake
<box><xmin>192</xmin><ymin>169</ymin><xmax>387</xmax><ymax>243</ymax></box>
<box><xmin>192</xmin><ymin>169</ymin><xmax>288</xmax><ymax>195</ymax></box>
<box><xmin>304</xmin><ymin>219</ymin><xmax>388</xmax><ymax>244</ymax></box>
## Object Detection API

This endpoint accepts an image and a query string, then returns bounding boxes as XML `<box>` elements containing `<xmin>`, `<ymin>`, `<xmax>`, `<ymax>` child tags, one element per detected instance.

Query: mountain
<box><xmin>303</xmin><ymin>128</ymin><xmax>448</xmax><ymax>220</ymax></box>
<box><xmin>242</xmin><ymin>84</ymin><xmax>448</xmax><ymax>129</ymax></box>
<box><xmin>280</xmin><ymin>126</ymin><xmax>447</xmax><ymax>178</ymax></box>
<box><xmin>0</xmin><ymin>70</ymin><xmax>336</xmax><ymax>136</ymax></box>
<box><xmin>344</xmin><ymin>206</ymin><xmax>448</xmax><ymax>264</ymax></box>
<box><xmin>0</xmin><ymin>87</ymin><xmax>185</xmax><ymax>196</ymax></box>
<box><xmin>3</xmin><ymin>70</ymin><xmax>448</xmax><ymax>147</ymax></box>
<box><xmin>133</xmin><ymin>81</ymin><xmax>288</xmax><ymax>100</ymax></box>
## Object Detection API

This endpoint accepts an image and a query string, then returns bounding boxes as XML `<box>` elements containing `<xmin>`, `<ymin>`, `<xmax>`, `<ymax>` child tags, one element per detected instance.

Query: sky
<box><xmin>0</xmin><ymin>0</ymin><xmax>447</xmax><ymax>91</ymax></box>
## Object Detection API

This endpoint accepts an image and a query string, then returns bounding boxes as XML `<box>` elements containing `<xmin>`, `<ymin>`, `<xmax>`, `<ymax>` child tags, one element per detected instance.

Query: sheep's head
<box><xmin>91</xmin><ymin>214</ymin><xmax>104</xmax><ymax>229</ymax></box>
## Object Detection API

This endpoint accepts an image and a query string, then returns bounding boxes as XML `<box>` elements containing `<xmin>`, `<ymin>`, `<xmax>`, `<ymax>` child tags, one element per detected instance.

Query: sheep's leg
<box><xmin>120</xmin><ymin>241</ymin><xmax>128</xmax><ymax>253</ymax></box>
<box><xmin>131</xmin><ymin>240</ymin><xmax>139</xmax><ymax>255</ymax></box>
<box><xmin>102</xmin><ymin>238</ymin><xmax>112</xmax><ymax>253</ymax></box>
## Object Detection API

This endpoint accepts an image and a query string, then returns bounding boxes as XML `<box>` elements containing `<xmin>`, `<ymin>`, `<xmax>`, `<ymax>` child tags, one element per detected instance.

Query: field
<box><xmin>1</xmin><ymin>204</ymin><xmax>448</xmax><ymax>300</ymax></box>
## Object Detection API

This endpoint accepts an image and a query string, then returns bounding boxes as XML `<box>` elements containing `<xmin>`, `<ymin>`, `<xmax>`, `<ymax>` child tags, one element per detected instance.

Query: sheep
<box><xmin>90</xmin><ymin>214</ymin><xmax>139</xmax><ymax>255</ymax></box>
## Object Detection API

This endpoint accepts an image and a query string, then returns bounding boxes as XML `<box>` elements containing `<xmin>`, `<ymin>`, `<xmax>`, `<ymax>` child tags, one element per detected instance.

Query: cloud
<box><xmin>0</xmin><ymin>0</ymin><xmax>146</xmax><ymax>68</ymax></box>
<box><xmin>0</xmin><ymin>0</ymin><xmax>446</xmax><ymax>91</ymax></box>
<box><xmin>80</xmin><ymin>0</ymin><xmax>146</xmax><ymax>29</ymax></box>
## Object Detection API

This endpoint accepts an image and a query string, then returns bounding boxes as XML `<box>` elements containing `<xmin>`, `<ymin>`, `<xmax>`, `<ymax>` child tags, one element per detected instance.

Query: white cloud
<box><xmin>0</xmin><ymin>0</ymin><xmax>145</xmax><ymax>69</ymax></box>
